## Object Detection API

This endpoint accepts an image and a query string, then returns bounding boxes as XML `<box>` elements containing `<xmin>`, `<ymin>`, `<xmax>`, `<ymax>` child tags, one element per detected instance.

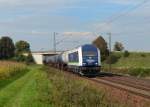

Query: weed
<box><xmin>46</xmin><ymin>67</ymin><xmax>123</xmax><ymax>107</ymax></box>
<box><xmin>0</xmin><ymin>61</ymin><xmax>28</xmax><ymax>79</ymax></box>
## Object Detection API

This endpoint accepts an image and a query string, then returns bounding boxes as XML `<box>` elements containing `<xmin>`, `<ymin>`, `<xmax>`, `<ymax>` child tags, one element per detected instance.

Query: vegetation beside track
<box><xmin>0</xmin><ymin>65</ymin><xmax>126</xmax><ymax>107</ymax></box>
<box><xmin>0</xmin><ymin>65</ymin><xmax>52</xmax><ymax>107</ymax></box>
<box><xmin>103</xmin><ymin>52</ymin><xmax>150</xmax><ymax>78</ymax></box>
<box><xmin>46</xmin><ymin>67</ymin><xmax>126</xmax><ymax>107</ymax></box>
<box><xmin>0</xmin><ymin>61</ymin><xmax>28</xmax><ymax>79</ymax></box>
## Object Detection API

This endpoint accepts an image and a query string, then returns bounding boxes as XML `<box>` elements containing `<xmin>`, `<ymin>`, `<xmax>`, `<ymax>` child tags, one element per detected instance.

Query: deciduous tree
<box><xmin>0</xmin><ymin>36</ymin><xmax>15</xmax><ymax>59</ymax></box>
<box><xmin>15</xmin><ymin>40</ymin><xmax>30</xmax><ymax>54</ymax></box>
<box><xmin>114</xmin><ymin>42</ymin><xmax>124</xmax><ymax>51</ymax></box>
<box><xmin>93</xmin><ymin>36</ymin><xmax>109</xmax><ymax>61</ymax></box>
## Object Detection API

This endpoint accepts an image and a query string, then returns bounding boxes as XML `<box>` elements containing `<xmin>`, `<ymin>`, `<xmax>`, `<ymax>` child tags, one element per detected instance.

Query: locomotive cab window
<box><xmin>83</xmin><ymin>51</ymin><xmax>97</xmax><ymax>57</ymax></box>
<box><xmin>68</xmin><ymin>52</ymin><xmax>79</xmax><ymax>62</ymax></box>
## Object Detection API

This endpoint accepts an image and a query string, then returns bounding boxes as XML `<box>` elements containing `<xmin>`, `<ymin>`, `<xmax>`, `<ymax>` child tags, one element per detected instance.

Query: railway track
<box><xmin>50</xmin><ymin>66</ymin><xmax>150</xmax><ymax>100</ymax></box>
<box><xmin>86</xmin><ymin>75</ymin><xmax>150</xmax><ymax>100</ymax></box>
<box><xmin>98</xmin><ymin>76</ymin><xmax>150</xmax><ymax>91</ymax></box>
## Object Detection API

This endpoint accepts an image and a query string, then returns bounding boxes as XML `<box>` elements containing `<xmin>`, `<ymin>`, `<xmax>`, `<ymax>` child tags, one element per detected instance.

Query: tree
<box><xmin>93</xmin><ymin>36</ymin><xmax>109</xmax><ymax>61</ymax></box>
<box><xmin>15</xmin><ymin>40</ymin><xmax>34</xmax><ymax>63</ymax></box>
<box><xmin>15</xmin><ymin>40</ymin><xmax>30</xmax><ymax>54</ymax></box>
<box><xmin>0</xmin><ymin>36</ymin><xmax>15</xmax><ymax>59</ymax></box>
<box><xmin>114</xmin><ymin>42</ymin><xmax>124</xmax><ymax>51</ymax></box>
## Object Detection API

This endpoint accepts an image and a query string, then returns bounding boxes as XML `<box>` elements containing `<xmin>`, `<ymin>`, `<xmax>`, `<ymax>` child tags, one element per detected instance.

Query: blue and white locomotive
<box><xmin>47</xmin><ymin>44</ymin><xmax>101</xmax><ymax>76</ymax></box>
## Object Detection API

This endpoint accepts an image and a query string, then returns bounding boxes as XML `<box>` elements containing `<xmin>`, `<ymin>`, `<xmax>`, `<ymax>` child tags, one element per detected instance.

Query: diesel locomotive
<box><xmin>46</xmin><ymin>44</ymin><xmax>101</xmax><ymax>76</ymax></box>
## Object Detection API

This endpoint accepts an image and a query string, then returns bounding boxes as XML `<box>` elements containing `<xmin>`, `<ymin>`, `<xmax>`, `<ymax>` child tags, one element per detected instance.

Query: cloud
<box><xmin>85</xmin><ymin>0</ymin><xmax>150</xmax><ymax>51</ymax></box>
<box><xmin>63</xmin><ymin>32</ymin><xmax>93</xmax><ymax>36</ymax></box>
<box><xmin>0</xmin><ymin>0</ymin><xmax>150</xmax><ymax>51</ymax></box>
<box><xmin>0</xmin><ymin>0</ymin><xmax>61</xmax><ymax>6</ymax></box>
<box><xmin>107</xmin><ymin>0</ymin><xmax>137</xmax><ymax>5</ymax></box>
<box><xmin>0</xmin><ymin>0</ymin><xmax>137</xmax><ymax>9</ymax></box>
<box><xmin>0</xmin><ymin>14</ymin><xmax>81</xmax><ymax>33</ymax></box>
<box><xmin>95</xmin><ymin>0</ymin><xmax>146</xmax><ymax>6</ymax></box>
<box><xmin>0</xmin><ymin>0</ymin><xmax>85</xmax><ymax>9</ymax></box>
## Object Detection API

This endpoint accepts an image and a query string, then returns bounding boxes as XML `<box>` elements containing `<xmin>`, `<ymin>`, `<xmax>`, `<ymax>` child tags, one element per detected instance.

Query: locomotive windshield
<box><xmin>82</xmin><ymin>44</ymin><xmax>99</xmax><ymax>67</ymax></box>
<box><xmin>82</xmin><ymin>51</ymin><xmax>97</xmax><ymax>57</ymax></box>
<box><xmin>82</xmin><ymin>45</ymin><xmax>98</xmax><ymax>57</ymax></box>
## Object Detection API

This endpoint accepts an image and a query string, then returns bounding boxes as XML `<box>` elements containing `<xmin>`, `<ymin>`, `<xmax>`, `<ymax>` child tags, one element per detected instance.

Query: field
<box><xmin>0</xmin><ymin>61</ymin><xmax>28</xmax><ymax>79</ymax></box>
<box><xmin>103</xmin><ymin>52</ymin><xmax>150</xmax><ymax>77</ymax></box>
<box><xmin>0</xmin><ymin>60</ymin><xmax>148</xmax><ymax>106</ymax></box>
<box><xmin>0</xmin><ymin>62</ymin><xmax>126</xmax><ymax>107</ymax></box>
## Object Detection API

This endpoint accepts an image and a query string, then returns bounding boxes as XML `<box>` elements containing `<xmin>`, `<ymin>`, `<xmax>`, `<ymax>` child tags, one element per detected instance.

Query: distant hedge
<box><xmin>105</xmin><ymin>54</ymin><xmax>120</xmax><ymax>64</ymax></box>
<box><xmin>128</xmin><ymin>68</ymin><xmax>150</xmax><ymax>77</ymax></box>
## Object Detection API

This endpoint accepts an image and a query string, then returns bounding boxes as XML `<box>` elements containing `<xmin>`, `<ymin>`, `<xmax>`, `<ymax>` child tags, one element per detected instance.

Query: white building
<box><xmin>31</xmin><ymin>51</ymin><xmax>61</xmax><ymax>64</ymax></box>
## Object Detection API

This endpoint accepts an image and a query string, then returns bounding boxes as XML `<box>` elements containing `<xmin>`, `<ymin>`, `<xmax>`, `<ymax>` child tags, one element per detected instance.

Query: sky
<box><xmin>0</xmin><ymin>0</ymin><xmax>150</xmax><ymax>51</ymax></box>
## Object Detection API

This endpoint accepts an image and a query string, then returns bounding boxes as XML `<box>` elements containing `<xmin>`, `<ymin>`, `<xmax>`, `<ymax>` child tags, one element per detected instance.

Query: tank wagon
<box><xmin>47</xmin><ymin>44</ymin><xmax>101</xmax><ymax>76</ymax></box>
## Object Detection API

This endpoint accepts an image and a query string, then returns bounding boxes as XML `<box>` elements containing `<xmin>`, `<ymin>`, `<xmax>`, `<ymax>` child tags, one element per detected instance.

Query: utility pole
<box><xmin>53</xmin><ymin>32</ymin><xmax>56</xmax><ymax>54</ymax></box>
<box><xmin>108</xmin><ymin>32</ymin><xmax>112</xmax><ymax>72</ymax></box>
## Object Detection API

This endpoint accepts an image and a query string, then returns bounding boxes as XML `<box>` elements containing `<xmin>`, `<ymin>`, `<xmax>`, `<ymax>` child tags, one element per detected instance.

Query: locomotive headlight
<box><xmin>83</xmin><ymin>63</ymin><xmax>86</xmax><ymax>65</ymax></box>
<box><xmin>95</xmin><ymin>63</ymin><xmax>98</xmax><ymax>65</ymax></box>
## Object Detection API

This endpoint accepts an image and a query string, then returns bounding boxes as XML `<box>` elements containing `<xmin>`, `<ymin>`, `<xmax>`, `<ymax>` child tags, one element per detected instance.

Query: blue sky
<box><xmin>0</xmin><ymin>0</ymin><xmax>150</xmax><ymax>51</ymax></box>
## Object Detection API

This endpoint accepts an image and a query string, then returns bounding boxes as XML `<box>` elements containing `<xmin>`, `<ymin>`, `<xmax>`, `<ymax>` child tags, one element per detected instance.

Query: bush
<box><xmin>25</xmin><ymin>53</ymin><xmax>35</xmax><ymax>64</ymax></box>
<box><xmin>123</xmin><ymin>50</ymin><xmax>130</xmax><ymax>57</ymax></box>
<box><xmin>128</xmin><ymin>68</ymin><xmax>150</xmax><ymax>77</ymax></box>
<box><xmin>13</xmin><ymin>54</ymin><xmax>27</xmax><ymax>62</ymax></box>
<box><xmin>105</xmin><ymin>54</ymin><xmax>120</xmax><ymax>64</ymax></box>
<box><xmin>13</xmin><ymin>53</ymin><xmax>34</xmax><ymax>64</ymax></box>
<box><xmin>141</xmin><ymin>54</ymin><xmax>146</xmax><ymax>57</ymax></box>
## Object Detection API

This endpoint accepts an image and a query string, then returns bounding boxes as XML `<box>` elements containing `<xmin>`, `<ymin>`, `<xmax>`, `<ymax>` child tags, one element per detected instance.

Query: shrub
<box><xmin>25</xmin><ymin>53</ymin><xmax>35</xmax><ymax>64</ymax></box>
<box><xmin>123</xmin><ymin>50</ymin><xmax>130</xmax><ymax>57</ymax></box>
<box><xmin>128</xmin><ymin>68</ymin><xmax>150</xmax><ymax>77</ymax></box>
<box><xmin>13</xmin><ymin>53</ymin><xmax>34</xmax><ymax>64</ymax></box>
<box><xmin>105</xmin><ymin>54</ymin><xmax>120</xmax><ymax>64</ymax></box>
<box><xmin>14</xmin><ymin>54</ymin><xmax>27</xmax><ymax>62</ymax></box>
<box><xmin>141</xmin><ymin>54</ymin><xmax>146</xmax><ymax>57</ymax></box>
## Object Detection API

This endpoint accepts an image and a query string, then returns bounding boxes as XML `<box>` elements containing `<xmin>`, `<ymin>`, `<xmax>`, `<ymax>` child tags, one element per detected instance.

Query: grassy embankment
<box><xmin>102</xmin><ymin>52</ymin><xmax>150</xmax><ymax>78</ymax></box>
<box><xmin>0</xmin><ymin>61</ymin><xmax>28</xmax><ymax>89</ymax></box>
<box><xmin>0</xmin><ymin>62</ymin><xmax>126</xmax><ymax>107</ymax></box>
<box><xmin>45</xmin><ymin>67</ymin><xmax>126</xmax><ymax>107</ymax></box>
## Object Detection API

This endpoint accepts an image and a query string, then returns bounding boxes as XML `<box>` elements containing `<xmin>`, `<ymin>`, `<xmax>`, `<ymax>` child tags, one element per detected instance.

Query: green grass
<box><xmin>103</xmin><ymin>52</ymin><xmax>150</xmax><ymax>77</ymax></box>
<box><xmin>0</xmin><ymin>65</ymin><xmax>126</xmax><ymax>107</ymax></box>
<box><xmin>0</xmin><ymin>70</ymin><xmax>28</xmax><ymax>90</ymax></box>
<box><xmin>46</xmin><ymin>67</ymin><xmax>126</xmax><ymax>107</ymax></box>
<box><xmin>0</xmin><ymin>65</ymin><xmax>52</xmax><ymax>107</ymax></box>
<box><xmin>104</xmin><ymin>52</ymin><xmax>150</xmax><ymax>68</ymax></box>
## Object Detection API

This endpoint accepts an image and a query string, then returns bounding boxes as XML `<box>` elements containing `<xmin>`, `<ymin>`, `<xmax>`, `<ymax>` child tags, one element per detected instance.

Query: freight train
<box><xmin>46</xmin><ymin>44</ymin><xmax>101</xmax><ymax>76</ymax></box>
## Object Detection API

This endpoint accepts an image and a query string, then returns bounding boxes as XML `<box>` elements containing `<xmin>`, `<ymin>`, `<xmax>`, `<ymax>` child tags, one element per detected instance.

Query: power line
<box><xmin>95</xmin><ymin>0</ymin><xmax>149</xmax><ymax>34</ymax></box>
<box><xmin>106</xmin><ymin>0</ymin><xmax>149</xmax><ymax>24</ymax></box>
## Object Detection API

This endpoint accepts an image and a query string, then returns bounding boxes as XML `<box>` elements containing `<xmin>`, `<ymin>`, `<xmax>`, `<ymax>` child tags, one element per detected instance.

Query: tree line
<box><xmin>93</xmin><ymin>36</ymin><xmax>129</xmax><ymax>64</ymax></box>
<box><xmin>0</xmin><ymin>36</ymin><xmax>34</xmax><ymax>63</ymax></box>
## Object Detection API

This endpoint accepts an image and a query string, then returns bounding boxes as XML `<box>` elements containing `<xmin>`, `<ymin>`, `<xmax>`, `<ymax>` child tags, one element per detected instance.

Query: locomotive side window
<box><xmin>68</xmin><ymin>52</ymin><xmax>79</xmax><ymax>62</ymax></box>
